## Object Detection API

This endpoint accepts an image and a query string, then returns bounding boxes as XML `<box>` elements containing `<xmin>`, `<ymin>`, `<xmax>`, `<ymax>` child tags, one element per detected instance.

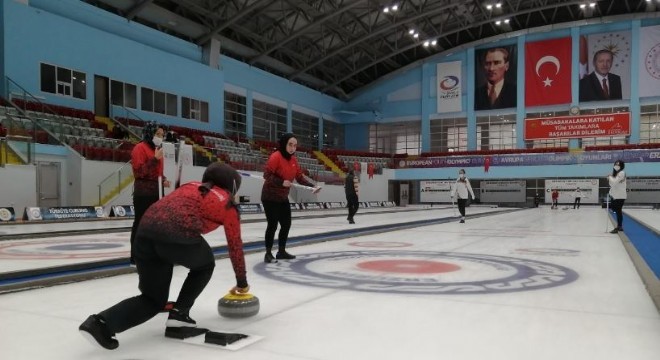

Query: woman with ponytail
<box><xmin>80</xmin><ymin>163</ymin><xmax>249</xmax><ymax>350</ymax></box>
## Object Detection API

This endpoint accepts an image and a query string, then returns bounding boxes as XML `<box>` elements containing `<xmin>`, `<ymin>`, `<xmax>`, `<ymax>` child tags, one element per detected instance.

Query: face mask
<box><xmin>152</xmin><ymin>136</ymin><xmax>163</xmax><ymax>147</ymax></box>
<box><xmin>459</xmin><ymin>174</ymin><xmax>465</xmax><ymax>179</ymax></box>
<box><xmin>613</xmin><ymin>165</ymin><xmax>620</xmax><ymax>171</ymax></box>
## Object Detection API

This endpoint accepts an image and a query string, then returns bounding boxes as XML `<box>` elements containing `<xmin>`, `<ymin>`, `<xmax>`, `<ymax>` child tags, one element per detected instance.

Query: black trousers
<box><xmin>610</xmin><ymin>199</ymin><xmax>625</xmax><ymax>229</ymax></box>
<box><xmin>99</xmin><ymin>235</ymin><xmax>215</xmax><ymax>334</ymax></box>
<box><xmin>457</xmin><ymin>198</ymin><xmax>467</xmax><ymax>217</ymax></box>
<box><xmin>573</xmin><ymin>197</ymin><xmax>581</xmax><ymax>209</ymax></box>
<box><xmin>347</xmin><ymin>196</ymin><xmax>359</xmax><ymax>220</ymax></box>
<box><xmin>130</xmin><ymin>194</ymin><xmax>159</xmax><ymax>260</ymax></box>
<box><xmin>262</xmin><ymin>201</ymin><xmax>292</xmax><ymax>252</ymax></box>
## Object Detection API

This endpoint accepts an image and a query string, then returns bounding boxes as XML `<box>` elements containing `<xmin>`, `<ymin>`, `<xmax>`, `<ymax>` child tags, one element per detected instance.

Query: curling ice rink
<box><xmin>1</xmin><ymin>205</ymin><xmax>659</xmax><ymax>360</ymax></box>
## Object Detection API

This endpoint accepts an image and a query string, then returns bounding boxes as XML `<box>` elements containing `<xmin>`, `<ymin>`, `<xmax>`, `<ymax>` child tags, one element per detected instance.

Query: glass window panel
<box><xmin>125</xmin><ymin>83</ymin><xmax>137</xmax><ymax>109</ymax></box>
<box><xmin>72</xmin><ymin>71</ymin><xmax>86</xmax><ymax>99</ymax></box>
<box><xmin>154</xmin><ymin>91</ymin><xmax>166</xmax><ymax>114</ymax></box>
<box><xmin>166</xmin><ymin>93</ymin><xmax>177</xmax><ymax>116</ymax></box>
<box><xmin>111</xmin><ymin>80</ymin><xmax>123</xmax><ymax>106</ymax></box>
<box><xmin>40</xmin><ymin>63</ymin><xmax>56</xmax><ymax>93</ymax></box>
<box><xmin>141</xmin><ymin>88</ymin><xmax>153</xmax><ymax>112</ymax></box>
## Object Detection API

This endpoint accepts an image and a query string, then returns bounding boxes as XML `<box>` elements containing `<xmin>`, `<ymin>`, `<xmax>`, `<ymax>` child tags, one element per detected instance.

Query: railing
<box><xmin>0</xmin><ymin>113</ymin><xmax>35</xmax><ymax>165</ymax></box>
<box><xmin>2</xmin><ymin>77</ymin><xmax>80</xmax><ymax>162</ymax></box>
<box><xmin>0</xmin><ymin>136</ymin><xmax>6</xmax><ymax>167</ymax></box>
<box><xmin>110</xmin><ymin>105</ymin><xmax>148</xmax><ymax>141</ymax></box>
<box><xmin>97</xmin><ymin>160</ymin><xmax>134</xmax><ymax>206</ymax></box>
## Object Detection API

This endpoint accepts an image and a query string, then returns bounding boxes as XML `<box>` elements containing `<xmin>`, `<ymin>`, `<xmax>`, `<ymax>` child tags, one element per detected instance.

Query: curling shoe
<box><xmin>79</xmin><ymin>315</ymin><xmax>119</xmax><ymax>350</ymax></box>
<box><xmin>276</xmin><ymin>251</ymin><xmax>296</xmax><ymax>260</ymax></box>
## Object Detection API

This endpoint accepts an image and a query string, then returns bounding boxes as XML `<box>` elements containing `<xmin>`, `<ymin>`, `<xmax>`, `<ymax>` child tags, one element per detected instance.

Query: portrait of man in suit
<box><xmin>579</xmin><ymin>49</ymin><xmax>622</xmax><ymax>102</ymax></box>
<box><xmin>475</xmin><ymin>47</ymin><xmax>517</xmax><ymax>110</ymax></box>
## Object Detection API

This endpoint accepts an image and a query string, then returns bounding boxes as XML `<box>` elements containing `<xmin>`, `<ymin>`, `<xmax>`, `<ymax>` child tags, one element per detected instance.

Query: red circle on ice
<box><xmin>357</xmin><ymin>259</ymin><xmax>461</xmax><ymax>274</ymax></box>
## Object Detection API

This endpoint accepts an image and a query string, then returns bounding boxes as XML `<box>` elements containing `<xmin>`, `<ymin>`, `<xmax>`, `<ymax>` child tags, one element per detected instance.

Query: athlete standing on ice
<box><xmin>261</xmin><ymin>133</ymin><xmax>320</xmax><ymax>264</ymax></box>
<box><xmin>450</xmin><ymin>169</ymin><xmax>475</xmax><ymax>223</ymax></box>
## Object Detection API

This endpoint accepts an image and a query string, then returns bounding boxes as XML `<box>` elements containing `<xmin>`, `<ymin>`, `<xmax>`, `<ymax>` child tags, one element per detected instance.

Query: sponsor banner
<box><xmin>640</xmin><ymin>25</ymin><xmax>660</xmax><ymax>97</ymax></box>
<box><xmin>360</xmin><ymin>202</ymin><xmax>370</xmax><ymax>208</ymax></box>
<box><xmin>420</xmin><ymin>180</ymin><xmax>454</xmax><ymax>203</ymax></box>
<box><xmin>162</xmin><ymin>142</ymin><xmax>177</xmax><ymax>197</ymax></box>
<box><xmin>238</xmin><ymin>204</ymin><xmax>263</xmax><ymax>214</ymax></box>
<box><xmin>480</xmin><ymin>180</ymin><xmax>526</xmax><ymax>203</ymax></box>
<box><xmin>0</xmin><ymin>207</ymin><xmax>16</xmax><ymax>222</ymax></box>
<box><xmin>109</xmin><ymin>205</ymin><xmax>135</xmax><ymax>217</ymax></box>
<box><xmin>303</xmin><ymin>202</ymin><xmax>324</xmax><ymax>210</ymax></box>
<box><xmin>324</xmin><ymin>202</ymin><xmax>345</xmax><ymax>209</ymax></box>
<box><xmin>395</xmin><ymin>149</ymin><xmax>660</xmax><ymax>169</ymax></box>
<box><xmin>23</xmin><ymin>206</ymin><xmax>105</xmax><ymax>221</ymax></box>
<box><xmin>367</xmin><ymin>201</ymin><xmax>383</xmax><ymax>207</ymax></box>
<box><xmin>545</xmin><ymin>179</ymin><xmax>599</xmax><ymax>204</ymax></box>
<box><xmin>627</xmin><ymin>178</ymin><xmax>660</xmax><ymax>204</ymax></box>
<box><xmin>384</xmin><ymin>201</ymin><xmax>396</xmax><ymax>207</ymax></box>
<box><xmin>437</xmin><ymin>61</ymin><xmax>462</xmax><ymax>113</ymax></box>
<box><xmin>290</xmin><ymin>203</ymin><xmax>301</xmax><ymax>210</ymax></box>
<box><xmin>525</xmin><ymin>113</ymin><xmax>630</xmax><ymax>140</ymax></box>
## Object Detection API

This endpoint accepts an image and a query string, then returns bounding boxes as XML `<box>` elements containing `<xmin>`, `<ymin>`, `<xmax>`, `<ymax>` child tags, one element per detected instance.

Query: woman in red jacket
<box><xmin>129</xmin><ymin>122</ymin><xmax>170</xmax><ymax>264</ymax></box>
<box><xmin>79</xmin><ymin>163</ymin><xmax>249</xmax><ymax>350</ymax></box>
<box><xmin>261</xmin><ymin>133</ymin><xmax>320</xmax><ymax>263</ymax></box>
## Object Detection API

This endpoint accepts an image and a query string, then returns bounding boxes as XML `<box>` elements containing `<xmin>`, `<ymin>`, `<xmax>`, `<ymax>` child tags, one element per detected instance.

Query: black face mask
<box><xmin>278</xmin><ymin>133</ymin><xmax>295</xmax><ymax>160</ymax></box>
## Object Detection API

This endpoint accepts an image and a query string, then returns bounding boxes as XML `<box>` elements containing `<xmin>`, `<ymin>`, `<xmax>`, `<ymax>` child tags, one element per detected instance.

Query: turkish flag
<box><xmin>525</xmin><ymin>37</ymin><xmax>572</xmax><ymax>106</ymax></box>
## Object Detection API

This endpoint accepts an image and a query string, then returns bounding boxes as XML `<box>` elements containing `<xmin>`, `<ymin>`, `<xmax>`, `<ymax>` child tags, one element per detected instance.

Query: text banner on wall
<box><xmin>23</xmin><ymin>206</ymin><xmax>105</xmax><ymax>221</ymax></box>
<box><xmin>479</xmin><ymin>181</ymin><xmax>526</xmax><ymax>203</ymax></box>
<box><xmin>525</xmin><ymin>113</ymin><xmax>630</xmax><ymax>140</ymax></box>
<box><xmin>420</xmin><ymin>180</ymin><xmax>454</xmax><ymax>203</ymax></box>
<box><xmin>437</xmin><ymin>61</ymin><xmax>462</xmax><ymax>113</ymax></box>
<box><xmin>627</xmin><ymin>178</ymin><xmax>660</xmax><ymax>204</ymax></box>
<box><xmin>544</xmin><ymin>179</ymin><xmax>599</xmax><ymax>204</ymax></box>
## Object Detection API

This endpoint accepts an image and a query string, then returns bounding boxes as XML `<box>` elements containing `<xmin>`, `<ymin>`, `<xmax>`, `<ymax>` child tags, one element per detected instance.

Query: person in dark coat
<box><xmin>79</xmin><ymin>163</ymin><xmax>250</xmax><ymax>350</ymax></box>
<box><xmin>345</xmin><ymin>170</ymin><xmax>359</xmax><ymax>224</ymax></box>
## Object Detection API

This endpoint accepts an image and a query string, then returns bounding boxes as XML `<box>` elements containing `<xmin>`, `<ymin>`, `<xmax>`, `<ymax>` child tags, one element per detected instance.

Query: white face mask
<box><xmin>459</xmin><ymin>174</ymin><xmax>465</xmax><ymax>179</ymax></box>
<box><xmin>152</xmin><ymin>136</ymin><xmax>163</xmax><ymax>147</ymax></box>
<box><xmin>613</xmin><ymin>165</ymin><xmax>620</xmax><ymax>171</ymax></box>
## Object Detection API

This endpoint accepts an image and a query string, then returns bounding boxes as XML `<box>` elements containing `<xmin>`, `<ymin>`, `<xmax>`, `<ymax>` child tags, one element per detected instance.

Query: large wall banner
<box><xmin>627</xmin><ymin>178</ymin><xmax>660</xmax><ymax>204</ymax></box>
<box><xmin>544</xmin><ymin>179</ymin><xmax>599</xmax><ymax>204</ymax></box>
<box><xmin>639</xmin><ymin>25</ymin><xmax>660</xmax><ymax>98</ymax></box>
<box><xmin>437</xmin><ymin>61</ymin><xmax>462</xmax><ymax>113</ymax></box>
<box><xmin>579</xmin><ymin>31</ymin><xmax>631</xmax><ymax>101</ymax></box>
<box><xmin>419</xmin><ymin>180</ymin><xmax>454</xmax><ymax>203</ymax></box>
<box><xmin>525</xmin><ymin>37</ymin><xmax>572</xmax><ymax>106</ymax></box>
<box><xmin>474</xmin><ymin>45</ymin><xmax>518</xmax><ymax>110</ymax></box>
<box><xmin>525</xmin><ymin>113</ymin><xmax>630</xmax><ymax>140</ymax></box>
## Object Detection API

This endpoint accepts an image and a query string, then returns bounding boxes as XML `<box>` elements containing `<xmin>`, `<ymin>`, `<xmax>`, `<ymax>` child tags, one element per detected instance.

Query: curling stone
<box><xmin>217</xmin><ymin>293</ymin><xmax>260</xmax><ymax>318</ymax></box>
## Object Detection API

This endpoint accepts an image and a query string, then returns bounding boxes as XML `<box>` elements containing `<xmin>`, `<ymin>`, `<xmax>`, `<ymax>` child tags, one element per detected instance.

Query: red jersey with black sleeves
<box><xmin>131</xmin><ymin>141</ymin><xmax>165</xmax><ymax>197</ymax></box>
<box><xmin>138</xmin><ymin>182</ymin><xmax>246</xmax><ymax>285</ymax></box>
<box><xmin>260</xmin><ymin>151</ymin><xmax>314</xmax><ymax>203</ymax></box>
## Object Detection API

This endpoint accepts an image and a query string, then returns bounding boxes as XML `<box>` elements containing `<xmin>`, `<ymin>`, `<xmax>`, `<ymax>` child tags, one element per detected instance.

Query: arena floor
<box><xmin>0</xmin><ymin>205</ymin><xmax>659</xmax><ymax>360</ymax></box>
